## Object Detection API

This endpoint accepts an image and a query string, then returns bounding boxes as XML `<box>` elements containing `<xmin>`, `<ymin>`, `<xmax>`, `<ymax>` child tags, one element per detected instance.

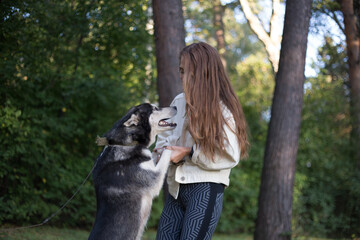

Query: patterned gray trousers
<box><xmin>156</xmin><ymin>182</ymin><xmax>225</xmax><ymax>240</ymax></box>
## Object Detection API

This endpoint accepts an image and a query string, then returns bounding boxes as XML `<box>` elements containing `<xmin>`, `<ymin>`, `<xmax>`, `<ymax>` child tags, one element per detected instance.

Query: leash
<box><xmin>0</xmin><ymin>151</ymin><xmax>103</xmax><ymax>232</ymax></box>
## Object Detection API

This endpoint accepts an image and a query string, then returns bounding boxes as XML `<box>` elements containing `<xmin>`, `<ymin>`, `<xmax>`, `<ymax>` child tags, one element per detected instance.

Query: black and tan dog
<box><xmin>88</xmin><ymin>103</ymin><xmax>177</xmax><ymax>240</ymax></box>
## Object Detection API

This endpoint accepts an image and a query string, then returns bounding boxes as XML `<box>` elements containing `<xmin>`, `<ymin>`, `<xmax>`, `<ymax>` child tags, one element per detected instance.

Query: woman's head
<box><xmin>179</xmin><ymin>42</ymin><xmax>249</xmax><ymax>159</ymax></box>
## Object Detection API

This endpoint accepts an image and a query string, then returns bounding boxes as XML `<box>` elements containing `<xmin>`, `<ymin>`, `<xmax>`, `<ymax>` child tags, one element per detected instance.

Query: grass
<box><xmin>0</xmin><ymin>226</ymin><xmax>89</xmax><ymax>240</ymax></box>
<box><xmin>0</xmin><ymin>226</ymin><xmax>334</xmax><ymax>240</ymax></box>
<box><xmin>0</xmin><ymin>226</ymin><xmax>252</xmax><ymax>240</ymax></box>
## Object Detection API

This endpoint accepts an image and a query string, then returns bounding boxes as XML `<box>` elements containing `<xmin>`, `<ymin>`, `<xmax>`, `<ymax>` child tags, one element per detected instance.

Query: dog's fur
<box><xmin>88</xmin><ymin>103</ymin><xmax>177</xmax><ymax>240</ymax></box>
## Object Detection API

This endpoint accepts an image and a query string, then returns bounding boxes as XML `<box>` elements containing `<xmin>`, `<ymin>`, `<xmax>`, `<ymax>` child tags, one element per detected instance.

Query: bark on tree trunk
<box><xmin>213</xmin><ymin>0</ymin><xmax>227</xmax><ymax>69</ymax></box>
<box><xmin>152</xmin><ymin>0</ymin><xmax>185</xmax><ymax>201</ymax></box>
<box><xmin>340</xmin><ymin>0</ymin><xmax>360</xmax><ymax>168</ymax></box>
<box><xmin>152</xmin><ymin>0</ymin><xmax>185</xmax><ymax>107</ymax></box>
<box><xmin>254</xmin><ymin>0</ymin><xmax>312</xmax><ymax>239</ymax></box>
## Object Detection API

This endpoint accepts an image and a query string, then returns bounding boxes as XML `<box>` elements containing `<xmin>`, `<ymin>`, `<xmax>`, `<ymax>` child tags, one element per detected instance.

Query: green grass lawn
<box><xmin>0</xmin><ymin>226</ymin><xmax>89</xmax><ymax>240</ymax></box>
<box><xmin>0</xmin><ymin>226</ymin><xmax>332</xmax><ymax>240</ymax></box>
<box><xmin>0</xmin><ymin>226</ymin><xmax>252</xmax><ymax>240</ymax></box>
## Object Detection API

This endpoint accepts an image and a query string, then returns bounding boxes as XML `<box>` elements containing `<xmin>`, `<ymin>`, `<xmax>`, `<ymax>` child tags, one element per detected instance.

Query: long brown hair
<box><xmin>180</xmin><ymin>42</ymin><xmax>249</xmax><ymax>159</ymax></box>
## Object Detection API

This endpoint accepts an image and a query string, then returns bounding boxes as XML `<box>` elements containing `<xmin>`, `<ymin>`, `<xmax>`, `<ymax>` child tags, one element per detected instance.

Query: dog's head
<box><xmin>100</xmin><ymin>103</ymin><xmax>177</xmax><ymax>147</ymax></box>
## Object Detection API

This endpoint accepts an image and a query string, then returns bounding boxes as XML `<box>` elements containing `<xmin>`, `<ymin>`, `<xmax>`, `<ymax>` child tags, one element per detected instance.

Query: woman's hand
<box><xmin>166</xmin><ymin>146</ymin><xmax>192</xmax><ymax>164</ymax></box>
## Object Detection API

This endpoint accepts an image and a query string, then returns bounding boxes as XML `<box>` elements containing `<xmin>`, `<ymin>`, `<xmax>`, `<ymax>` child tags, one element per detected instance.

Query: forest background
<box><xmin>1</xmin><ymin>0</ymin><xmax>359</xmax><ymax>239</ymax></box>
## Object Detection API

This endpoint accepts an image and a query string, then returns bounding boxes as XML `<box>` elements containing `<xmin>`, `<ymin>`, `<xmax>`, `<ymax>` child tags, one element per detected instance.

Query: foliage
<box><xmin>293</xmin><ymin>39</ymin><xmax>360</xmax><ymax>238</ymax></box>
<box><xmin>183</xmin><ymin>0</ymin><xmax>266</xmax><ymax>75</ymax></box>
<box><xmin>310</xmin><ymin>0</ymin><xmax>343</xmax><ymax>36</ymax></box>
<box><xmin>295</xmin><ymin>76</ymin><xmax>349</xmax><ymax>237</ymax></box>
<box><xmin>183</xmin><ymin>0</ymin><xmax>215</xmax><ymax>44</ymax></box>
<box><xmin>316</xmin><ymin>36</ymin><xmax>348</xmax><ymax>83</ymax></box>
<box><xmin>0</xmin><ymin>0</ymin><xmax>155</xmax><ymax>228</ymax></box>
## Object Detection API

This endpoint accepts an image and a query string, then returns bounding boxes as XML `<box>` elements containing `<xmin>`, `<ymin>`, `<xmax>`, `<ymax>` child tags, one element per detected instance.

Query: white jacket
<box><xmin>156</xmin><ymin>93</ymin><xmax>241</xmax><ymax>199</ymax></box>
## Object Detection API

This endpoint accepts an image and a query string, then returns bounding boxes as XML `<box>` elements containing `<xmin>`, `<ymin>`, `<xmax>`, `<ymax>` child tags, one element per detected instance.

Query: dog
<box><xmin>88</xmin><ymin>103</ymin><xmax>177</xmax><ymax>240</ymax></box>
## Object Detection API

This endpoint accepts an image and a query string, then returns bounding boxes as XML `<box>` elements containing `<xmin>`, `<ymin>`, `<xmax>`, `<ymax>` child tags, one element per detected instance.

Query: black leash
<box><xmin>0</xmin><ymin>153</ymin><xmax>102</xmax><ymax>232</ymax></box>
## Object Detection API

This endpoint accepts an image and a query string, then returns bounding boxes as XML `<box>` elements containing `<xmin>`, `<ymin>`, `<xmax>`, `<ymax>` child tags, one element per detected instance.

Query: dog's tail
<box><xmin>96</xmin><ymin>136</ymin><xmax>109</xmax><ymax>146</ymax></box>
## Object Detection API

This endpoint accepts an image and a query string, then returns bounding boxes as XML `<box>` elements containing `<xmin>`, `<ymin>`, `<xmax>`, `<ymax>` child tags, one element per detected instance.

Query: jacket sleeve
<box><xmin>155</xmin><ymin>94</ymin><xmax>186</xmax><ymax>149</ymax></box>
<box><xmin>155</xmin><ymin>128</ymin><xmax>173</xmax><ymax>149</ymax></box>
<box><xmin>190</xmin><ymin>117</ymin><xmax>241</xmax><ymax>171</ymax></box>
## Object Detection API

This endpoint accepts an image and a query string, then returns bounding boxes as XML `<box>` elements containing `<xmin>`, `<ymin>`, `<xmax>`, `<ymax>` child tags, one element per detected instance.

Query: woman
<box><xmin>155</xmin><ymin>42</ymin><xmax>249</xmax><ymax>240</ymax></box>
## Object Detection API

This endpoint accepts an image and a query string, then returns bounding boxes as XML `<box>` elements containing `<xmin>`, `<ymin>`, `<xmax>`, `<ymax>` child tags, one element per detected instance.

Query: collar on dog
<box><xmin>95</xmin><ymin>136</ymin><xmax>139</xmax><ymax>147</ymax></box>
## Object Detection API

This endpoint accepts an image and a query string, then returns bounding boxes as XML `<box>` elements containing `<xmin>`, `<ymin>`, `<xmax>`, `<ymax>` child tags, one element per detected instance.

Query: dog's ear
<box><xmin>123</xmin><ymin>113</ymin><xmax>140</xmax><ymax>127</ymax></box>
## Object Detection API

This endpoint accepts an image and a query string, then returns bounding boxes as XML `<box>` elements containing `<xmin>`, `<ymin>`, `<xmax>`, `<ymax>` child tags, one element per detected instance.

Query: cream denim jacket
<box><xmin>155</xmin><ymin>93</ymin><xmax>241</xmax><ymax>199</ymax></box>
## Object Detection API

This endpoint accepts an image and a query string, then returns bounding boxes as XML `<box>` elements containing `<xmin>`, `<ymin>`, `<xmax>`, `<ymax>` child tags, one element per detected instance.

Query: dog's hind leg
<box><xmin>136</xmin><ymin>194</ymin><xmax>153</xmax><ymax>240</ymax></box>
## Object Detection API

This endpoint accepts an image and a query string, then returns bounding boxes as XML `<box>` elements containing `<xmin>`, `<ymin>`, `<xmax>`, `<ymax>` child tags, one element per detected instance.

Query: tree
<box><xmin>238</xmin><ymin>0</ymin><xmax>283</xmax><ymax>73</ymax></box>
<box><xmin>151</xmin><ymin>0</ymin><xmax>185</xmax><ymax>203</ymax></box>
<box><xmin>254</xmin><ymin>0</ymin><xmax>312</xmax><ymax>239</ymax></box>
<box><xmin>152</xmin><ymin>0</ymin><xmax>185</xmax><ymax>107</ymax></box>
<box><xmin>340</xmin><ymin>0</ymin><xmax>360</xmax><ymax>169</ymax></box>
<box><xmin>213</xmin><ymin>0</ymin><xmax>227</xmax><ymax>68</ymax></box>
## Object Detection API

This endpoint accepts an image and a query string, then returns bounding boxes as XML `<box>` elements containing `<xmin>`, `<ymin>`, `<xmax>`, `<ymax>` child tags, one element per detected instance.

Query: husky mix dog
<box><xmin>88</xmin><ymin>103</ymin><xmax>177</xmax><ymax>240</ymax></box>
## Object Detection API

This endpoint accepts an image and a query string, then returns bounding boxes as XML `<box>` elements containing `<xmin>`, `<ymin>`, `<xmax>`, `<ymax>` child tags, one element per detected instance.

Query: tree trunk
<box><xmin>340</xmin><ymin>0</ymin><xmax>360</xmax><ymax>168</ymax></box>
<box><xmin>152</xmin><ymin>0</ymin><xmax>185</xmax><ymax>107</ymax></box>
<box><xmin>254</xmin><ymin>0</ymin><xmax>312</xmax><ymax>239</ymax></box>
<box><xmin>238</xmin><ymin>0</ymin><xmax>282</xmax><ymax>73</ymax></box>
<box><xmin>152</xmin><ymin>0</ymin><xmax>185</xmax><ymax>200</ymax></box>
<box><xmin>213</xmin><ymin>0</ymin><xmax>227</xmax><ymax>69</ymax></box>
